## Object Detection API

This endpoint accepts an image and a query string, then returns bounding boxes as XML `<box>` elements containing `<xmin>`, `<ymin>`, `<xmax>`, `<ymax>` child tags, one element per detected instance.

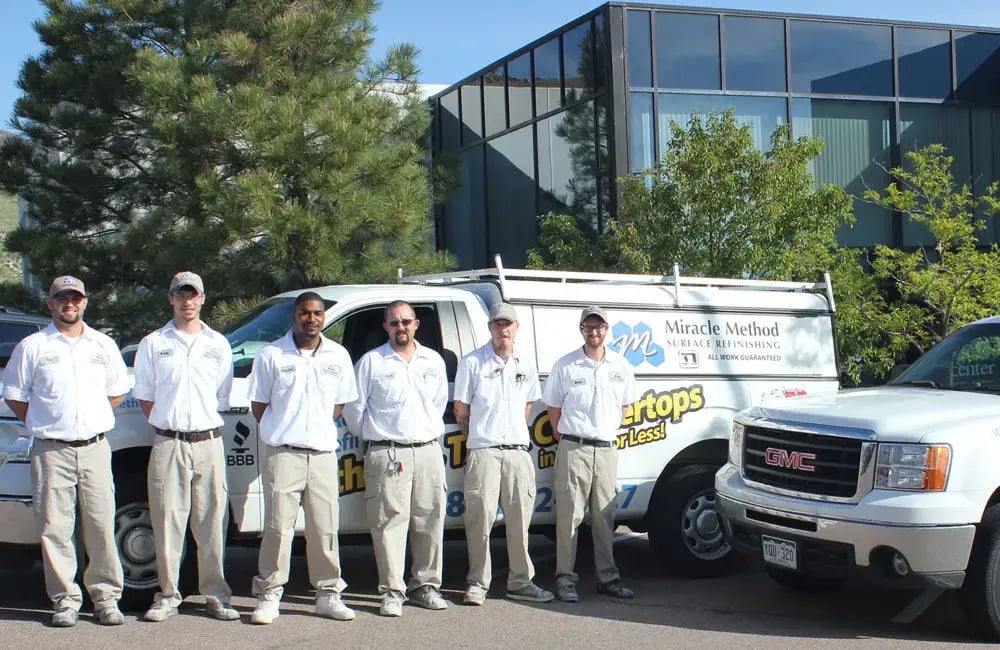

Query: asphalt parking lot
<box><xmin>0</xmin><ymin>530</ymin><xmax>981</xmax><ymax>649</ymax></box>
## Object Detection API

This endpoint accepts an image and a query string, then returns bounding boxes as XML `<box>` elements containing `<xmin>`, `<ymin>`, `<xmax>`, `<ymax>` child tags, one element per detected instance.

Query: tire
<box><xmin>647</xmin><ymin>464</ymin><xmax>739</xmax><ymax>578</ymax></box>
<box><xmin>960</xmin><ymin>504</ymin><xmax>1000</xmax><ymax>641</ymax></box>
<box><xmin>764</xmin><ymin>565</ymin><xmax>844</xmax><ymax>593</ymax></box>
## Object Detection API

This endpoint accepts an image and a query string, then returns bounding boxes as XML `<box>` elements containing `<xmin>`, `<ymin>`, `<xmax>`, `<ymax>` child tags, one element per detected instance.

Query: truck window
<box><xmin>223</xmin><ymin>297</ymin><xmax>335</xmax><ymax>378</ymax></box>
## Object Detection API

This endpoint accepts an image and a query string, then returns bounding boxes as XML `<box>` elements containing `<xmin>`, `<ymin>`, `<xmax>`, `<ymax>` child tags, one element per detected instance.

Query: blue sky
<box><xmin>3</xmin><ymin>0</ymin><xmax>1000</xmax><ymax>130</ymax></box>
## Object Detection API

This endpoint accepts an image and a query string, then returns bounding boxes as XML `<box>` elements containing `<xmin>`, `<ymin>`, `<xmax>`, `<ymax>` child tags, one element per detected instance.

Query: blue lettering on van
<box><xmin>608</xmin><ymin>322</ymin><xmax>664</xmax><ymax>367</ymax></box>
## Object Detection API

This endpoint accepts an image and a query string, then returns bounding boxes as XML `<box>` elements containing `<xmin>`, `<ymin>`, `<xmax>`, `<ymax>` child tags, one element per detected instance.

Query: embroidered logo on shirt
<box><xmin>570</xmin><ymin>378</ymin><xmax>587</xmax><ymax>387</ymax></box>
<box><xmin>608</xmin><ymin>371</ymin><xmax>626</xmax><ymax>383</ymax></box>
<box><xmin>38</xmin><ymin>354</ymin><xmax>60</xmax><ymax>367</ymax></box>
<box><xmin>91</xmin><ymin>352</ymin><xmax>108</xmax><ymax>366</ymax></box>
<box><xmin>202</xmin><ymin>347</ymin><xmax>222</xmax><ymax>362</ymax></box>
<box><xmin>279</xmin><ymin>365</ymin><xmax>295</xmax><ymax>374</ymax></box>
<box><xmin>321</xmin><ymin>364</ymin><xmax>341</xmax><ymax>377</ymax></box>
<box><xmin>157</xmin><ymin>349</ymin><xmax>174</xmax><ymax>359</ymax></box>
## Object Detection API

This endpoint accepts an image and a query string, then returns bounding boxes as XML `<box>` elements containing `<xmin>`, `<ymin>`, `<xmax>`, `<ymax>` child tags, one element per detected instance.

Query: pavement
<box><xmin>0</xmin><ymin>529</ymin><xmax>981</xmax><ymax>649</ymax></box>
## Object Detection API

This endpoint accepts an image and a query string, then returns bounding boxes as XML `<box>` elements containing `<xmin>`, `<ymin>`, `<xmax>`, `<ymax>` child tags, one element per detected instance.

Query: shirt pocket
<box><xmin>372</xmin><ymin>372</ymin><xmax>405</xmax><ymax>407</ymax></box>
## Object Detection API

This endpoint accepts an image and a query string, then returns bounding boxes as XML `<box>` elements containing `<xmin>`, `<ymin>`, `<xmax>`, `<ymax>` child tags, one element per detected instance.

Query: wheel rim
<box><xmin>681</xmin><ymin>489</ymin><xmax>731</xmax><ymax>561</ymax></box>
<box><xmin>114</xmin><ymin>501</ymin><xmax>158</xmax><ymax>591</ymax></box>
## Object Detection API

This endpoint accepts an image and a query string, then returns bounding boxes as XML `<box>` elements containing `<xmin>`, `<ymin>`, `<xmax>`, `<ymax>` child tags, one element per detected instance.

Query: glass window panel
<box><xmin>790</xmin><ymin>21</ymin><xmax>892</xmax><ymax>96</ymax></box>
<box><xmin>460</xmin><ymin>79</ymin><xmax>482</xmax><ymax>145</ymax></box>
<box><xmin>655</xmin><ymin>12</ymin><xmax>721</xmax><ymax>90</ymax></box>
<box><xmin>508</xmin><ymin>53</ymin><xmax>533</xmax><ymax>127</ymax></box>
<box><xmin>439</xmin><ymin>91</ymin><xmax>460</xmax><ymax>153</ymax></box>
<box><xmin>534</xmin><ymin>38</ymin><xmax>561</xmax><ymax>116</ymax></box>
<box><xmin>629</xmin><ymin>92</ymin><xmax>654</xmax><ymax>171</ymax></box>
<box><xmin>594</xmin><ymin>12</ymin><xmax>609</xmax><ymax>96</ymax></box>
<box><xmin>537</xmin><ymin>99</ymin><xmax>600</xmax><ymax>234</ymax></box>
<box><xmin>900</xmin><ymin>103</ymin><xmax>972</xmax><ymax>246</ymax></box>
<box><xmin>444</xmin><ymin>146</ymin><xmax>485</xmax><ymax>268</ymax></box>
<box><xmin>483</xmin><ymin>66</ymin><xmax>506</xmax><ymax>137</ymax></box>
<box><xmin>724</xmin><ymin>16</ymin><xmax>786</xmax><ymax>92</ymax></box>
<box><xmin>657</xmin><ymin>94</ymin><xmax>787</xmax><ymax>154</ymax></box>
<box><xmin>563</xmin><ymin>20</ymin><xmax>593</xmax><ymax>102</ymax></box>
<box><xmin>486</xmin><ymin>126</ymin><xmax>537</xmax><ymax>266</ymax></box>
<box><xmin>597</xmin><ymin>97</ymin><xmax>611</xmax><ymax>229</ymax></box>
<box><xmin>627</xmin><ymin>10</ymin><xmax>653</xmax><ymax>88</ymax></box>
<box><xmin>972</xmin><ymin>108</ymin><xmax>1000</xmax><ymax>244</ymax></box>
<box><xmin>955</xmin><ymin>31</ymin><xmax>1000</xmax><ymax>105</ymax></box>
<box><xmin>791</xmin><ymin>98</ymin><xmax>893</xmax><ymax>247</ymax></box>
<box><xmin>897</xmin><ymin>28</ymin><xmax>951</xmax><ymax>99</ymax></box>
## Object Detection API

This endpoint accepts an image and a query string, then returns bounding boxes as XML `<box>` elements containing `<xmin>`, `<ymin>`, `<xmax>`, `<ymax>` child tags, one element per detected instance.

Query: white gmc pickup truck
<box><xmin>716</xmin><ymin>315</ymin><xmax>1000</xmax><ymax>640</ymax></box>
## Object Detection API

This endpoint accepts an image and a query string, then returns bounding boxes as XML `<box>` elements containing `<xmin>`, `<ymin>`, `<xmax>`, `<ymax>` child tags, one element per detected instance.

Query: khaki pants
<box><xmin>30</xmin><ymin>436</ymin><xmax>123</xmax><ymax>612</ymax></box>
<box><xmin>464</xmin><ymin>447</ymin><xmax>536</xmax><ymax>591</ymax></box>
<box><xmin>147</xmin><ymin>433</ymin><xmax>231</xmax><ymax>607</ymax></box>
<box><xmin>364</xmin><ymin>442</ymin><xmax>445</xmax><ymax>595</ymax></box>
<box><xmin>253</xmin><ymin>445</ymin><xmax>346</xmax><ymax>598</ymax></box>
<box><xmin>554</xmin><ymin>439</ymin><xmax>620</xmax><ymax>587</ymax></box>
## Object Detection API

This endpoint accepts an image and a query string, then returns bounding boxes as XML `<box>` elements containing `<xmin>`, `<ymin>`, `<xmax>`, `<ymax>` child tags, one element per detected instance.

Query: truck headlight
<box><xmin>729</xmin><ymin>422</ymin><xmax>744</xmax><ymax>467</ymax></box>
<box><xmin>875</xmin><ymin>444</ymin><xmax>950</xmax><ymax>491</ymax></box>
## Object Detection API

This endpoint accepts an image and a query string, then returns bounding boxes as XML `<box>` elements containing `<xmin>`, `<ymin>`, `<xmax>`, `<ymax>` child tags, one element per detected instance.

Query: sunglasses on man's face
<box><xmin>387</xmin><ymin>318</ymin><xmax>415</xmax><ymax>328</ymax></box>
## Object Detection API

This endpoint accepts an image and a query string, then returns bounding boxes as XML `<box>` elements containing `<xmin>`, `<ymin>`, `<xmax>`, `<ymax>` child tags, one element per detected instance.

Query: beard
<box><xmin>393</xmin><ymin>330</ymin><xmax>411</xmax><ymax>346</ymax></box>
<box><xmin>55</xmin><ymin>311</ymin><xmax>82</xmax><ymax>326</ymax></box>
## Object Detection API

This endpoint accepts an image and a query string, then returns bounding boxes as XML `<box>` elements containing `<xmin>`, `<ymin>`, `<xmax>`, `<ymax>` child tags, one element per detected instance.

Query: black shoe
<box><xmin>597</xmin><ymin>579</ymin><xmax>634</xmax><ymax>599</ymax></box>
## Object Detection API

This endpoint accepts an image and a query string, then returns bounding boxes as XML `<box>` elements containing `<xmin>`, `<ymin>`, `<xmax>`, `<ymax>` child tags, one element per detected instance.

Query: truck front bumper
<box><xmin>0</xmin><ymin>495</ymin><xmax>36</xmax><ymax>545</ymax></box>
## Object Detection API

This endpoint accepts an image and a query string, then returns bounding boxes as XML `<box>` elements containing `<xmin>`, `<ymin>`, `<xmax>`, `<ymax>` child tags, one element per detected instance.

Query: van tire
<box><xmin>647</xmin><ymin>464</ymin><xmax>738</xmax><ymax>578</ymax></box>
<box><xmin>764</xmin><ymin>565</ymin><xmax>844</xmax><ymax>593</ymax></box>
<box><xmin>960</xmin><ymin>504</ymin><xmax>1000</xmax><ymax>641</ymax></box>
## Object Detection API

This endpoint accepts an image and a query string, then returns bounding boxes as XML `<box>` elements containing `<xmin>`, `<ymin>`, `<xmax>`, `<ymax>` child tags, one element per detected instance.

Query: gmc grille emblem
<box><xmin>763</xmin><ymin>447</ymin><xmax>817</xmax><ymax>472</ymax></box>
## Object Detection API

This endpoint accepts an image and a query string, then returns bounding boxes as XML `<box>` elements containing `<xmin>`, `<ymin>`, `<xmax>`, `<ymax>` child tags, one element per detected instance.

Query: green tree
<box><xmin>836</xmin><ymin>144</ymin><xmax>1000</xmax><ymax>382</ymax></box>
<box><xmin>530</xmin><ymin>110</ymin><xmax>852</xmax><ymax>281</ymax></box>
<box><xmin>0</xmin><ymin>0</ymin><xmax>449</xmax><ymax>342</ymax></box>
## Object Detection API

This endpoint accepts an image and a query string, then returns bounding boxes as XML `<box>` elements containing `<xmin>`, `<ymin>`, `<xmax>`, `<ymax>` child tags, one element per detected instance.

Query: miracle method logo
<box><xmin>607</xmin><ymin>321</ymin><xmax>663</xmax><ymax>367</ymax></box>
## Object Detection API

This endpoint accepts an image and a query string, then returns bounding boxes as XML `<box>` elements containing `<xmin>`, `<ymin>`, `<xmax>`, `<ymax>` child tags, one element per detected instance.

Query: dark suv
<box><xmin>0</xmin><ymin>307</ymin><xmax>49</xmax><ymax>367</ymax></box>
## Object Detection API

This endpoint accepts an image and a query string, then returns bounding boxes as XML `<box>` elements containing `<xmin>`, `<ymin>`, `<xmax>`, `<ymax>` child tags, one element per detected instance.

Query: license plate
<box><xmin>762</xmin><ymin>535</ymin><xmax>797</xmax><ymax>570</ymax></box>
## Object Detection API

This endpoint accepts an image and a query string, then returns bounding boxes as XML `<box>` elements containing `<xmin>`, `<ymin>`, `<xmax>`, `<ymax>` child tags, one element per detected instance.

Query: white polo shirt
<box><xmin>343</xmin><ymin>341</ymin><xmax>447</xmax><ymax>444</ymax></box>
<box><xmin>132</xmin><ymin>320</ymin><xmax>234</xmax><ymax>432</ymax></box>
<box><xmin>249</xmin><ymin>333</ymin><xmax>358</xmax><ymax>452</ymax></box>
<box><xmin>453</xmin><ymin>343</ymin><xmax>540</xmax><ymax>449</ymax></box>
<box><xmin>3</xmin><ymin>323</ymin><xmax>129</xmax><ymax>441</ymax></box>
<box><xmin>542</xmin><ymin>347</ymin><xmax>638</xmax><ymax>442</ymax></box>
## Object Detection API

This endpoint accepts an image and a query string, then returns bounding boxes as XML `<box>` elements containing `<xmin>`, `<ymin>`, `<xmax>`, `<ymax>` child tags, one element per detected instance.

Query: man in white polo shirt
<box><xmin>133</xmin><ymin>271</ymin><xmax>238</xmax><ymax>623</ymax></box>
<box><xmin>453</xmin><ymin>303</ymin><xmax>554</xmax><ymax>607</ymax></box>
<box><xmin>248</xmin><ymin>291</ymin><xmax>358</xmax><ymax>625</ymax></box>
<box><xmin>343</xmin><ymin>300</ymin><xmax>449</xmax><ymax>618</ymax></box>
<box><xmin>3</xmin><ymin>275</ymin><xmax>129</xmax><ymax>627</ymax></box>
<box><xmin>542</xmin><ymin>306</ymin><xmax>638</xmax><ymax>604</ymax></box>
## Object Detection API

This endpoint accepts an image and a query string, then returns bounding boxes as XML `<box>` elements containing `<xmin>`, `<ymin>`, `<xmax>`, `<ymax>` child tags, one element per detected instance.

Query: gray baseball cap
<box><xmin>169</xmin><ymin>271</ymin><xmax>204</xmax><ymax>295</ymax></box>
<box><xmin>489</xmin><ymin>303</ymin><xmax>519</xmax><ymax>324</ymax></box>
<box><xmin>48</xmin><ymin>275</ymin><xmax>86</xmax><ymax>298</ymax></box>
<box><xmin>579</xmin><ymin>305</ymin><xmax>608</xmax><ymax>324</ymax></box>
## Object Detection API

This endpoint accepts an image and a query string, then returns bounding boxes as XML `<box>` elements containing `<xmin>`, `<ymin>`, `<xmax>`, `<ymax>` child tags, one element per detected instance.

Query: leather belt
<box><xmin>280</xmin><ymin>444</ymin><xmax>320</xmax><ymax>452</ymax></box>
<box><xmin>56</xmin><ymin>433</ymin><xmax>106</xmax><ymax>448</ymax></box>
<box><xmin>367</xmin><ymin>439</ymin><xmax>436</xmax><ymax>450</ymax></box>
<box><xmin>155</xmin><ymin>428</ymin><xmax>220</xmax><ymax>443</ymax></box>
<box><xmin>560</xmin><ymin>434</ymin><xmax>614</xmax><ymax>448</ymax></box>
<box><xmin>487</xmin><ymin>444</ymin><xmax>529</xmax><ymax>451</ymax></box>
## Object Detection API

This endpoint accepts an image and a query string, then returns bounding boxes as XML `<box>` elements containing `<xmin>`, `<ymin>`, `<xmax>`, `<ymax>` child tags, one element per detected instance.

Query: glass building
<box><xmin>430</xmin><ymin>3</ymin><xmax>1000</xmax><ymax>268</ymax></box>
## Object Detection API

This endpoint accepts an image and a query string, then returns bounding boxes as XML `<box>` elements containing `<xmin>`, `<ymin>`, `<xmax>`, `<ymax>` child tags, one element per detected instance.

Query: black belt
<box><xmin>367</xmin><ymin>439</ymin><xmax>436</xmax><ymax>449</ymax></box>
<box><xmin>485</xmin><ymin>444</ymin><xmax>529</xmax><ymax>451</ymax></box>
<box><xmin>279</xmin><ymin>444</ymin><xmax>321</xmax><ymax>452</ymax></box>
<box><xmin>154</xmin><ymin>428</ymin><xmax>220</xmax><ymax>443</ymax></box>
<box><xmin>560</xmin><ymin>434</ymin><xmax>614</xmax><ymax>448</ymax></box>
<box><xmin>55</xmin><ymin>433</ymin><xmax>106</xmax><ymax>448</ymax></box>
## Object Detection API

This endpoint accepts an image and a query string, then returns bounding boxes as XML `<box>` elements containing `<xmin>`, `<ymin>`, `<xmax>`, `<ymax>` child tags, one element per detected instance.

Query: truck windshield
<box><xmin>890</xmin><ymin>322</ymin><xmax>1000</xmax><ymax>393</ymax></box>
<box><xmin>222</xmin><ymin>297</ymin><xmax>335</xmax><ymax>377</ymax></box>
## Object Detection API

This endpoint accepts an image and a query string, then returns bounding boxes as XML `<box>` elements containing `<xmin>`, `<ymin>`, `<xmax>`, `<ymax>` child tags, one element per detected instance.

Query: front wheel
<box><xmin>960</xmin><ymin>504</ymin><xmax>1000</xmax><ymax>641</ymax></box>
<box><xmin>113</xmin><ymin>474</ymin><xmax>160</xmax><ymax>611</ymax></box>
<box><xmin>647</xmin><ymin>464</ymin><xmax>739</xmax><ymax>578</ymax></box>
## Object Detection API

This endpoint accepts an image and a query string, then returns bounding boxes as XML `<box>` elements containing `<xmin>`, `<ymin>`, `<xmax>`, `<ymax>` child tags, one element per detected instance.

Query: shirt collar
<box><xmin>379</xmin><ymin>339</ymin><xmax>428</xmax><ymax>361</ymax></box>
<box><xmin>278</xmin><ymin>331</ymin><xmax>329</xmax><ymax>355</ymax></box>
<box><xmin>43</xmin><ymin>321</ymin><xmax>97</xmax><ymax>342</ymax></box>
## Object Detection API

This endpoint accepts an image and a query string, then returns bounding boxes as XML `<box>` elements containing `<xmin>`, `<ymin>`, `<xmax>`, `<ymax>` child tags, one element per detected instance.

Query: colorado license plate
<box><xmin>762</xmin><ymin>535</ymin><xmax>797</xmax><ymax>570</ymax></box>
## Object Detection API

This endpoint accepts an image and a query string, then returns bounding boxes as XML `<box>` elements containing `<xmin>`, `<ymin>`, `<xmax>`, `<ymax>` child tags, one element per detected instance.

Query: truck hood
<box><xmin>745</xmin><ymin>386</ymin><xmax>1000</xmax><ymax>442</ymax></box>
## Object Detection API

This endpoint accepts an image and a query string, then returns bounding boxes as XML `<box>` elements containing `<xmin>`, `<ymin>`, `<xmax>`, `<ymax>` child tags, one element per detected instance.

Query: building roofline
<box><xmin>430</xmin><ymin>1</ymin><xmax>1000</xmax><ymax>102</ymax></box>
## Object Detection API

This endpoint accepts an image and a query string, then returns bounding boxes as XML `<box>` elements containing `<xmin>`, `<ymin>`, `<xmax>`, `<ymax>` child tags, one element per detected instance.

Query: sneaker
<box><xmin>463</xmin><ymin>584</ymin><xmax>487</xmax><ymax>606</ymax></box>
<box><xmin>51</xmin><ymin>608</ymin><xmax>78</xmax><ymax>627</ymax></box>
<box><xmin>408</xmin><ymin>585</ymin><xmax>448</xmax><ymax>610</ymax></box>
<box><xmin>556</xmin><ymin>583</ymin><xmax>579</xmax><ymax>603</ymax></box>
<box><xmin>251</xmin><ymin>594</ymin><xmax>281</xmax><ymax>625</ymax></box>
<box><xmin>143</xmin><ymin>600</ymin><xmax>178</xmax><ymax>622</ymax></box>
<box><xmin>597</xmin><ymin>579</ymin><xmax>635</xmax><ymax>600</ymax></box>
<box><xmin>205</xmin><ymin>600</ymin><xmax>240</xmax><ymax>621</ymax></box>
<box><xmin>379</xmin><ymin>591</ymin><xmax>404</xmax><ymax>618</ymax></box>
<box><xmin>315</xmin><ymin>593</ymin><xmax>356</xmax><ymax>621</ymax></box>
<box><xmin>506</xmin><ymin>582</ymin><xmax>555</xmax><ymax>603</ymax></box>
<box><xmin>95</xmin><ymin>605</ymin><xmax>125</xmax><ymax>626</ymax></box>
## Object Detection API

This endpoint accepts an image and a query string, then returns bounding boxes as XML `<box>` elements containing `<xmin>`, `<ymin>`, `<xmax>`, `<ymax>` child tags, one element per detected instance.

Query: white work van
<box><xmin>0</xmin><ymin>260</ymin><xmax>838</xmax><ymax>608</ymax></box>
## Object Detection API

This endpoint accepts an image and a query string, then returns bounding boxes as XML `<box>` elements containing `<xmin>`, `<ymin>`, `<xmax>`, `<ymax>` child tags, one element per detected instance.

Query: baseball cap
<box><xmin>489</xmin><ymin>303</ymin><xmax>519</xmax><ymax>324</ymax></box>
<box><xmin>579</xmin><ymin>305</ymin><xmax>608</xmax><ymax>324</ymax></box>
<box><xmin>169</xmin><ymin>271</ymin><xmax>204</xmax><ymax>295</ymax></box>
<box><xmin>48</xmin><ymin>275</ymin><xmax>86</xmax><ymax>298</ymax></box>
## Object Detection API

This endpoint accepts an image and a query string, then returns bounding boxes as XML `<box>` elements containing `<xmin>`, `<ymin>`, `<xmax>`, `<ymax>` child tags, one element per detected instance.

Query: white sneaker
<box><xmin>315</xmin><ymin>593</ymin><xmax>355</xmax><ymax>621</ymax></box>
<box><xmin>205</xmin><ymin>600</ymin><xmax>240</xmax><ymax>621</ymax></box>
<box><xmin>463</xmin><ymin>584</ymin><xmax>487</xmax><ymax>606</ymax></box>
<box><xmin>408</xmin><ymin>585</ymin><xmax>448</xmax><ymax>610</ymax></box>
<box><xmin>251</xmin><ymin>594</ymin><xmax>281</xmax><ymax>625</ymax></box>
<box><xmin>144</xmin><ymin>599</ymin><xmax>178</xmax><ymax>622</ymax></box>
<box><xmin>379</xmin><ymin>591</ymin><xmax>404</xmax><ymax>617</ymax></box>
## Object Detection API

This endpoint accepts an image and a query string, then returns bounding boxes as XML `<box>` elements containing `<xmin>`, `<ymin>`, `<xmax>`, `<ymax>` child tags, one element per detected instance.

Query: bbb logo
<box><xmin>608</xmin><ymin>322</ymin><xmax>664</xmax><ymax>367</ymax></box>
<box><xmin>764</xmin><ymin>447</ymin><xmax>816</xmax><ymax>472</ymax></box>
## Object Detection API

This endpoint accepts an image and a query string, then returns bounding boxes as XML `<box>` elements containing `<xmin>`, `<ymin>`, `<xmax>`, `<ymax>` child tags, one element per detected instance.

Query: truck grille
<box><xmin>742</xmin><ymin>425</ymin><xmax>862</xmax><ymax>498</ymax></box>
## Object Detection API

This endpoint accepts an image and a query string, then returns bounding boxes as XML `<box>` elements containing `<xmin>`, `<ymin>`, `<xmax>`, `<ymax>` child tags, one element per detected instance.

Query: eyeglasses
<box><xmin>580</xmin><ymin>324</ymin><xmax>608</xmax><ymax>333</ymax></box>
<box><xmin>388</xmin><ymin>318</ymin><xmax>415</xmax><ymax>328</ymax></box>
